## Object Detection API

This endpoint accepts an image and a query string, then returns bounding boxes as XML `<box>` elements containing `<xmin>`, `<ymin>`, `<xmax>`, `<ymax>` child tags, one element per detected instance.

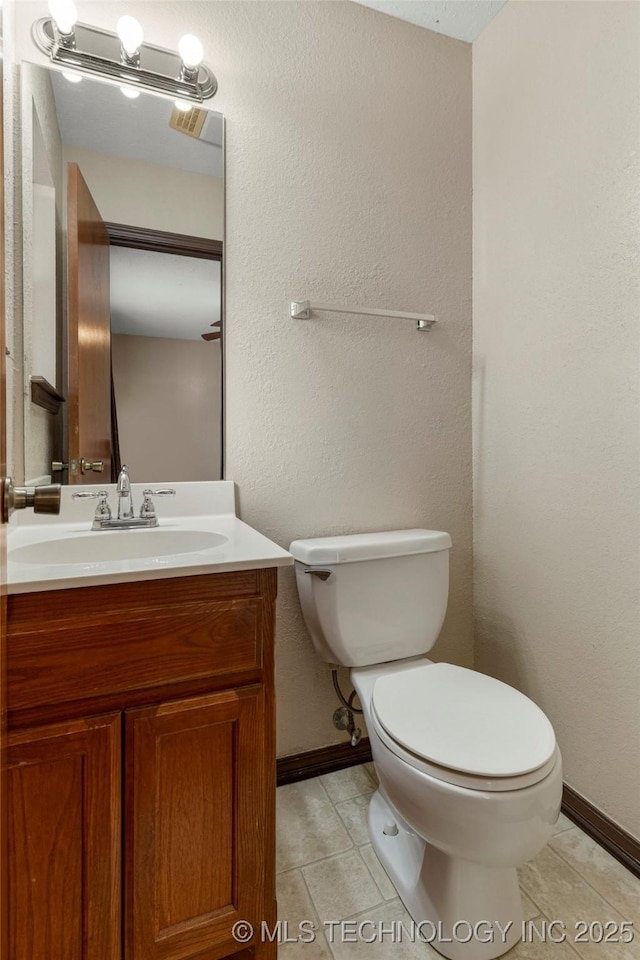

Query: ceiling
<box><xmin>50</xmin><ymin>68</ymin><xmax>224</xmax><ymax>179</ymax></box>
<box><xmin>110</xmin><ymin>248</ymin><xmax>221</xmax><ymax>341</ymax></box>
<box><xmin>353</xmin><ymin>0</ymin><xmax>508</xmax><ymax>43</ymax></box>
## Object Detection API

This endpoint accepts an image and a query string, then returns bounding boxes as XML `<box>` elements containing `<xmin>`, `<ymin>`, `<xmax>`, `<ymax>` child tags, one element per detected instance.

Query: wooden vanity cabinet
<box><xmin>6</xmin><ymin>568</ymin><xmax>278</xmax><ymax>960</ymax></box>
<box><xmin>7</xmin><ymin>713</ymin><xmax>121</xmax><ymax>960</ymax></box>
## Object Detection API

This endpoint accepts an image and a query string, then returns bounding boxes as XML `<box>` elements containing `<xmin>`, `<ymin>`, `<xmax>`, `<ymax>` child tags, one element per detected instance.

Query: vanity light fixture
<box><xmin>178</xmin><ymin>34</ymin><xmax>204</xmax><ymax>77</ymax></box>
<box><xmin>33</xmin><ymin>10</ymin><xmax>217</xmax><ymax>104</ymax></box>
<box><xmin>117</xmin><ymin>15</ymin><xmax>144</xmax><ymax>66</ymax></box>
<box><xmin>48</xmin><ymin>0</ymin><xmax>78</xmax><ymax>42</ymax></box>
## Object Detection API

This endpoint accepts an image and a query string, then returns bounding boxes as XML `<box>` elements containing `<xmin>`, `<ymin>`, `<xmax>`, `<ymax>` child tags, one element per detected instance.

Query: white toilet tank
<box><xmin>290</xmin><ymin>529</ymin><xmax>452</xmax><ymax>667</ymax></box>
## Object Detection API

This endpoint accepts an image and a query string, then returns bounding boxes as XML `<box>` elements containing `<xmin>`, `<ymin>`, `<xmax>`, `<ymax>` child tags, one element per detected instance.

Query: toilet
<box><xmin>290</xmin><ymin>529</ymin><xmax>563</xmax><ymax>960</ymax></box>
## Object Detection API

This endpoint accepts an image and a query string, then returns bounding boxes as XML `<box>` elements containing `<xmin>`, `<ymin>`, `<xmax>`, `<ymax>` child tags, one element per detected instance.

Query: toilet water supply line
<box><xmin>332</xmin><ymin>669</ymin><xmax>364</xmax><ymax>747</ymax></box>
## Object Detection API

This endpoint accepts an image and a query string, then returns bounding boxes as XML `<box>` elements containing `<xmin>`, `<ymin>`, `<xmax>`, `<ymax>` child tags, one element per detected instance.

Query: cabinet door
<box><xmin>125</xmin><ymin>686</ymin><xmax>268</xmax><ymax>960</ymax></box>
<box><xmin>7</xmin><ymin>713</ymin><xmax>121</xmax><ymax>960</ymax></box>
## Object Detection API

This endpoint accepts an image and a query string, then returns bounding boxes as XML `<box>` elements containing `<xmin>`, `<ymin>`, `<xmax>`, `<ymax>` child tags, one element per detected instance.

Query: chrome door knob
<box><xmin>3</xmin><ymin>478</ymin><xmax>62</xmax><ymax>521</ymax></box>
<box><xmin>80</xmin><ymin>458</ymin><xmax>104</xmax><ymax>474</ymax></box>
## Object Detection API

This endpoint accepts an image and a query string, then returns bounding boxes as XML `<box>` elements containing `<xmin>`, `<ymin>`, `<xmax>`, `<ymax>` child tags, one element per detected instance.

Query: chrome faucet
<box><xmin>72</xmin><ymin>465</ymin><xmax>176</xmax><ymax>530</ymax></box>
<box><xmin>116</xmin><ymin>464</ymin><xmax>134</xmax><ymax>520</ymax></box>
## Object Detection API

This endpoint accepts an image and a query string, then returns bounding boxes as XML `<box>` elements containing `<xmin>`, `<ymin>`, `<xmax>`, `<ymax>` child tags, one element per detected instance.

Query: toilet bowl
<box><xmin>353</xmin><ymin>658</ymin><xmax>562</xmax><ymax>960</ymax></box>
<box><xmin>290</xmin><ymin>529</ymin><xmax>563</xmax><ymax>960</ymax></box>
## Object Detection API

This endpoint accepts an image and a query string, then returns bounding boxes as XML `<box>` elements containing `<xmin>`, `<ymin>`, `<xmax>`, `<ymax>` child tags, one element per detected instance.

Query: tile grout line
<box><xmin>322</xmin><ymin>779</ymin><xmax>407</xmax><ymax>923</ymax></box>
<box><xmin>352</xmin><ymin>842</ymin><xmax>392</xmax><ymax>905</ymax></box>
<box><xmin>518</xmin><ymin>884</ymin><xmax>547</xmax><ymax>922</ymax></box>
<box><xmin>520</xmin><ymin>848</ymin><xmax>637</xmax><ymax>960</ymax></box>
<box><xmin>276</xmin><ymin>864</ymin><xmax>337</xmax><ymax>958</ymax></box>
<box><xmin>298</xmin><ymin>865</ymin><xmax>336</xmax><ymax>958</ymax></box>
<box><xmin>524</xmin><ymin>911</ymin><xmax>584</xmax><ymax>959</ymax></box>
<box><xmin>301</xmin><ymin>844</ymin><xmax>387</xmax><ymax>919</ymax></box>
<box><xmin>279</xmin><ymin>837</ymin><xmax>355</xmax><ymax>875</ymax></box>
<box><xmin>276</xmin><ymin>775</ymin><xmax>359</xmax><ymax>874</ymax></box>
<box><xmin>542</xmin><ymin>912</ymin><xmax>585</xmax><ymax>960</ymax></box>
<box><xmin>334</xmin><ymin>804</ymin><xmax>375</xmax><ymax>847</ymax></box>
<box><xmin>549</xmin><ymin>840</ymin><xmax>639</xmax><ymax>924</ymax></box>
<box><xmin>298</xmin><ymin>844</ymin><xmax>376</xmax><ymax>878</ymax></box>
<box><xmin>554</xmin><ymin>824</ymin><xmax>578</xmax><ymax>836</ymax></box>
<box><xmin>339</xmin><ymin>899</ymin><xmax>402</xmax><ymax>925</ymax></box>
<box><xmin>300</xmin><ymin>784</ymin><xmax>389</xmax><ymax>943</ymax></box>
<box><xmin>315</xmin><ymin>776</ymin><xmax>334</xmax><ymax>802</ymax></box>
<box><xmin>321</xmin><ymin>778</ymin><xmax>376</xmax><ymax>805</ymax></box>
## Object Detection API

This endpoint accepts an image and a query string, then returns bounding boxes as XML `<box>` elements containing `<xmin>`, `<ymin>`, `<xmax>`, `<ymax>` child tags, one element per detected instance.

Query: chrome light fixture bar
<box><xmin>32</xmin><ymin>17</ymin><xmax>217</xmax><ymax>103</ymax></box>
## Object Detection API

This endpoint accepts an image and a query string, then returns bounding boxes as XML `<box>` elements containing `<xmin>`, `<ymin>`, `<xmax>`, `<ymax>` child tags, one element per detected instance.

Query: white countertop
<box><xmin>8</xmin><ymin>481</ymin><xmax>293</xmax><ymax>594</ymax></box>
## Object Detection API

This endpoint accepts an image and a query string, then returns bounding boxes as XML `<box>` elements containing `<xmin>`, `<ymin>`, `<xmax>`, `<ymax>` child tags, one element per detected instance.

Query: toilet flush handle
<box><xmin>304</xmin><ymin>568</ymin><xmax>332</xmax><ymax>581</ymax></box>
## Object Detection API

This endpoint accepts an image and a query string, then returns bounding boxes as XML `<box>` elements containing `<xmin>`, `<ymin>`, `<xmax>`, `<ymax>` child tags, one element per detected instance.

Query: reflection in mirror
<box><xmin>110</xmin><ymin>249</ymin><xmax>221</xmax><ymax>481</ymax></box>
<box><xmin>21</xmin><ymin>63</ymin><xmax>224</xmax><ymax>485</ymax></box>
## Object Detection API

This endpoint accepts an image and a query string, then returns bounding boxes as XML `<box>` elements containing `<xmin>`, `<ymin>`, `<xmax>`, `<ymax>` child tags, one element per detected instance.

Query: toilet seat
<box><xmin>371</xmin><ymin>662</ymin><xmax>558</xmax><ymax>792</ymax></box>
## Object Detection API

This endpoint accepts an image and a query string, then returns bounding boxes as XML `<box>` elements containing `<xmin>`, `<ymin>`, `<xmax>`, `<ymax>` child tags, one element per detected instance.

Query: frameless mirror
<box><xmin>21</xmin><ymin>63</ymin><xmax>223</xmax><ymax>484</ymax></box>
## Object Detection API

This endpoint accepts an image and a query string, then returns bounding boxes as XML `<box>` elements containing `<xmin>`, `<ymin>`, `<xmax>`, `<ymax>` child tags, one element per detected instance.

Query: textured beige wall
<box><xmin>8</xmin><ymin>61</ymin><xmax>64</xmax><ymax>483</ymax></box>
<box><xmin>15</xmin><ymin>1</ymin><xmax>473</xmax><ymax>757</ymax></box>
<box><xmin>62</xmin><ymin>145</ymin><xmax>223</xmax><ymax>240</ymax></box>
<box><xmin>112</xmin><ymin>334</ymin><xmax>221</xmax><ymax>482</ymax></box>
<box><xmin>22</xmin><ymin>70</ymin><xmax>63</xmax><ymax>483</ymax></box>
<box><xmin>473</xmin><ymin>1</ymin><xmax>640</xmax><ymax>837</ymax></box>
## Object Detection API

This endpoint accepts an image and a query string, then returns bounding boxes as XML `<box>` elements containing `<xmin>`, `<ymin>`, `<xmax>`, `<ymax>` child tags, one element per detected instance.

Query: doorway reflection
<box><xmin>110</xmin><ymin>245</ymin><xmax>221</xmax><ymax>481</ymax></box>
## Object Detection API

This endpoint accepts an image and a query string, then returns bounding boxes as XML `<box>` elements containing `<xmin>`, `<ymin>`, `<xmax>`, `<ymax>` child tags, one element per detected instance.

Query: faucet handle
<box><xmin>72</xmin><ymin>489</ymin><xmax>108</xmax><ymax>500</ymax></box>
<box><xmin>72</xmin><ymin>489</ymin><xmax>112</xmax><ymax>520</ymax></box>
<box><xmin>140</xmin><ymin>488</ymin><xmax>176</xmax><ymax>519</ymax></box>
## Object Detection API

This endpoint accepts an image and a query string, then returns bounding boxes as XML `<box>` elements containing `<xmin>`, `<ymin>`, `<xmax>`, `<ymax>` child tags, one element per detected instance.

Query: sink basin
<box><xmin>10</xmin><ymin>529</ymin><xmax>228</xmax><ymax>566</ymax></box>
<box><xmin>6</xmin><ymin>480</ymin><xmax>293</xmax><ymax>594</ymax></box>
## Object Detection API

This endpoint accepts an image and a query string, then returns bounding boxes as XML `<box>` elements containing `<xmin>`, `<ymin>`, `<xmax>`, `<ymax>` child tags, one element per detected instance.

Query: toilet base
<box><xmin>368</xmin><ymin>789</ymin><xmax>524</xmax><ymax>960</ymax></box>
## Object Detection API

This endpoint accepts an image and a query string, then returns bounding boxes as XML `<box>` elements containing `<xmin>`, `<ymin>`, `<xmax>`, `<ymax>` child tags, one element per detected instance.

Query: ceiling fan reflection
<box><xmin>201</xmin><ymin>321</ymin><xmax>220</xmax><ymax>342</ymax></box>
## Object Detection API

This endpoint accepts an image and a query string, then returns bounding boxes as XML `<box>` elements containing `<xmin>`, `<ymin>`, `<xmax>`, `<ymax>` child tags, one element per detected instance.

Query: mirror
<box><xmin>21</xmin><ymin>63</ymin><xmax>224</xmax><ymax>485</ymax></box>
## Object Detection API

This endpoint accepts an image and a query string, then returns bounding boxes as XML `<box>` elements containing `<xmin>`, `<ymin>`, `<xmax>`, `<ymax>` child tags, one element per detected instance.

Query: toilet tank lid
<box><xmin>289</xmin><ymin>529</ymin><xmax>452</xmax><ymax>565</ymax></box>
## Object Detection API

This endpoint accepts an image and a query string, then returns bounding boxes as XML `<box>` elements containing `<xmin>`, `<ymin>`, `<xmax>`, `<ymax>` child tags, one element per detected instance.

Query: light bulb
<box><xmin>174</xmin><ymin>99</ymin><xmax>192</xmax><ymax>112</ymax></box>
<box><xmin>48</xmin><ymin>0</ymin><xmax>77</xmax><ymax>35</ymax></box>
<box><xmin>117</xmin><ymin>15</ymin><xmax>144</xmax><ymax>57</ymax></box>
<box><xmin>178</xmin><ymin>34</ymin><xmax>204</xmax><ymax>69</ymax></box>
<box><xmin>62</xmin><ymin>70</ymin><xmax>82</xmax><ymax>83</ymax></box>
<box><xmin>120</xmin><ymin>85</ymin><xmax>141</xmax><ymax>100</ymax></box>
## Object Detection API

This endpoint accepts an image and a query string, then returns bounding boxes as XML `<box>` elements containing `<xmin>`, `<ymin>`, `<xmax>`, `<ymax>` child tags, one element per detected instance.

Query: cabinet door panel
<box><xmin>7</xmin><ymin>713</ymin><xmax>121</xmax><ymax>960</ymax></box>
<box><xmin>125</xmin><ymin>687</ymin><xmax>267</xmax><ymax>960</ymax></box>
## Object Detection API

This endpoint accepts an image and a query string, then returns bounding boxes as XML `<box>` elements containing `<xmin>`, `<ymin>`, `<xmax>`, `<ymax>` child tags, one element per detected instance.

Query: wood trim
<box><xmin>8</xmin><ymin>570</ymin><xmax>259</xmax><ymax>628</ymax></box>
<box><xmin>29</xmin><ymin>376</ymin><xmax>65</xmax><ymax>415</ymax></box>
<box><xmin>66</xmin><ymin>164</ymin><xmax>112</xmax><ymax>485</ymax></box>
<box><xmin>277</xmin><ymin>738</ymin><xmax>372</xmax><ymax>787</ymax></box>
<box><xmin>7</xmin><ymin>667</ymin><xmax>263</xmax><ymax>732</ymax></box>
<box><xmin>257</xmin><ymin>569</ymin><xmax>277</xmax><ymax>960</ymax></box>
<box><xmin>562</xmin><ymin>784</ymin><xmax>640</xmax><ymax>879</ymax></box>
<box><xmin>105</xmin><ymin>222</ymin><xmax>222</xmax><ymax>261</ymax></box>
<box><xmin>0</xmin><ymin>9</ymin><xmax>8</xmax><ymax>957</ymax></box>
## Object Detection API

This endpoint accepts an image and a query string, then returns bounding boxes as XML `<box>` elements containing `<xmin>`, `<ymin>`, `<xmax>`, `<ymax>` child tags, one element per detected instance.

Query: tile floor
<box><xmin>276</xmin><ymin>764</ymin><xmax>640</xmax><ymax>958</ymax></box>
